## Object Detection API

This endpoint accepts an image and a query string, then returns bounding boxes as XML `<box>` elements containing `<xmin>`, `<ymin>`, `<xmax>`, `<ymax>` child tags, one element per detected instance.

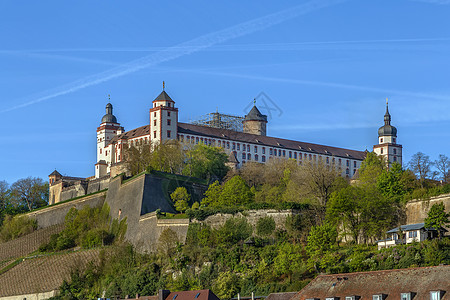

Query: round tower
<box><xmin>373</xmin><ymin>99</ymin><xmax>402</xmax><ymax>166</ymax></box>
<box><xmin>243</xmin><ymin>104</ymin><xmax>267</xmax><ymax>136</ymax></box>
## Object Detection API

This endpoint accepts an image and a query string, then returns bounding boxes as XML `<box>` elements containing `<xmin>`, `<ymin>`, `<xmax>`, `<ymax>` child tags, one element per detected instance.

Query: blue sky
<box><xmin>1</xmin><ymin>0</ymin><xmax>450</xmax><ymax>183</ymax></box>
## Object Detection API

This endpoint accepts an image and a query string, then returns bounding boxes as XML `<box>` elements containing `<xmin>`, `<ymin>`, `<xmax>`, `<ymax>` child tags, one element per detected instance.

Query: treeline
<box><xmin>0</xmin><ymin>177</ymin><xmax>48</xmax><ymax>234</ymax></box>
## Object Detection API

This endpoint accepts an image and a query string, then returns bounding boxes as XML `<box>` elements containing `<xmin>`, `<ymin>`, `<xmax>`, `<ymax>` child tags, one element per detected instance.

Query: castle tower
<box><xmin>243</xmin><ymin>104</ymin><xmax>267</xmax><ymax>136</ymax></box>
<box><xmin>96</xmin><ymin>102</ymin><xmax>124</xmax><ymax>178</ymax></box>
<box><xmin>373</xmin><ymin>99</ymin><xmax>402</xmax><ymax>167</ymax></box>
<box><xmin>150</xmin><ymin>84</ymin><xmax>178</xmax><ymax>144</ymax></box>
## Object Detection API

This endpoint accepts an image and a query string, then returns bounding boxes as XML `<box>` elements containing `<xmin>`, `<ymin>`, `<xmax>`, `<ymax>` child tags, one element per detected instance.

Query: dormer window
<box><xmin>430</xmin><ymin>291</ymin><xmax>443</xmax><ymax>300</ymax></box>
<box><xmin>400</xmin><ymin>293</ymin><xmax>412</xmax><ymax>300</ymax></box>
<box><xmin>373</xmin><ymin>294</ymin><xmax>386</xmax><ymax>300</ymax></box>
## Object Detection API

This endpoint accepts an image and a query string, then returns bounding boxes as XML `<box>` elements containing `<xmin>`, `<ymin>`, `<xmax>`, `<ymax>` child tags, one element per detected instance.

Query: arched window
<box><xmin>255</xmin><ymin>154</ymin><xmax>259</xmax><ymax>161</ymax></box>
<box><xmin>262</xmin><ymin>155</ymin><xmax>266</xmax><ymax>162</ymax></box>
<box><xmin>247</xmin><ymin>153</ymin><xmax>251</xmax><ymax>160</ymax></box>
<box><xmin>242</xmin><ymin>153</ymin><xmax>246</xmax><ymax>160</ymax></box>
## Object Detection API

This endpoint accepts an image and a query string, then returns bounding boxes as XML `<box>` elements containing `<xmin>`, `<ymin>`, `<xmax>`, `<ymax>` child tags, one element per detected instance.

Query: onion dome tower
<box><xmin>243</xmin><ymin>100</ymin><xmax>268</xmax><ymax>136</ymax></box>
<box><xmin>96</xmin><ymin>99</ymin><xmax>124</xmax><ymax>178</ymax></box>
<box><xmin>373</xmin><ymin>99</ymin><xmax>402</xmax><ymax>167</ymax></box>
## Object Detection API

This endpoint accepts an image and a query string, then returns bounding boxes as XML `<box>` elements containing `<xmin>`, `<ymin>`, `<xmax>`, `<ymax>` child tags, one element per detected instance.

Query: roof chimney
<box><xmin>159</xmin><ymin>289</ymin><xmax>170</xmax><ymax>300</ymax></box>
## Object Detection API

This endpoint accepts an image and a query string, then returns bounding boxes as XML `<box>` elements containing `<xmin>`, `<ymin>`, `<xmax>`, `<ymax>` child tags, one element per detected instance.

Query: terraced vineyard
<box><xmin>0</xmin><ymin>224</ymin><xmax>64</xmax><ymax>261</ymax></box>
<box><xmin>0</xmin><ymin>248</ymin><xmax>100</xmax><ymax>297</ymax></box>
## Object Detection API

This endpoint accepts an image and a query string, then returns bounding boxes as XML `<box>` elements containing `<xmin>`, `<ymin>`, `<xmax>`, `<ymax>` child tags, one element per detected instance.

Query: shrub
<box><xmin>256</xmin><ymin>217</ymin><xmax>276</xmax><ymax>237</ymax></box>
<box><xmin>0</xmin><ymin>215</ymin><xmax>37</xmax><ymax>242</ymax></box>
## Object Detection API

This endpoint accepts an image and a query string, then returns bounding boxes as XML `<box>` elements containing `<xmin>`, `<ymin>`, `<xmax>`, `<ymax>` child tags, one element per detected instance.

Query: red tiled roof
<box><xmin>292</xmin><ymin>265</ymin><xmax>450</xmax><ymax>300</ymax></box>
<box><xmin>178</xmin><ymin>123</ymin><xmax>366</xmax><ymax>160</ymax></box>
<box><xmin>165</xmin><ymin>289</ymin><xmax>220</xmax><ymax>300</ymax></box>
<box><xmin>107</xmin><ymin>122</ymin><xmax>366</xmax><ymax>160</ymax></box>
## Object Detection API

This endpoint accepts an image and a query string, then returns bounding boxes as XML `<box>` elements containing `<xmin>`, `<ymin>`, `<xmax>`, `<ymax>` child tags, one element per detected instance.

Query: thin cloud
<box><xmin>158</xmin><ymin>68</ymin><xmax>450</xmax><ymax>101</ymax></box>
<box><xmin>1</xmin><ymin>0</ymin><xmax>347</xmax><ymax>114</ymax></box>
<box><xmin>2</xmin><ymin>37</ymin><xmax>449</xmax><ymax>53</ymax></box>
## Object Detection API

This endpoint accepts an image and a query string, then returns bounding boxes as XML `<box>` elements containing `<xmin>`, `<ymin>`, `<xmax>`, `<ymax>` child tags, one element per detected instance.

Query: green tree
<box><xmin>183</xmin><ymin>144</ymin><xmax>229</xmax><ymax>180</ymax></box>
<box><xmin>273</xmin><ymin>242</ymin><xmax>305</xmax><ymax>280</ymax></box>
<box><xmin>219</xmin><ymin>176</ymin><xmax>254</xmax><ymax>207</ymax></box>
<box><xmin>157</xmin><ymin>228</ymin><xmax>179</xmax><ymax>257</ymax></box>
<box><xmin>256</xmin><ymin>216</ymin><xmax>276</xmax><ymax>237</ymax></box>
<box><xmin>149</xmin><ymin>141</ymin><xmax>185</xmax><ymax>174</ymax></box>
<box><xmin>214</xmin><ymin>271</ymin><xmax>240</xmax><ymax>299</ymax></box>
<box><xmin>377</xmin><ymin>162</ymin><xmax>406</xmax><ymax>203</ymax></box>
<box><xmin>358</xmin><ymin>152</ymin><xmax>385</xmax><ymax>186</ymax></box>
<box><xmin>425</xmin><ymin>202</ymin><xmax>450</xmax><ymax>239</ymax></box>
<box><xmin>171</xmin><ymin>187</ymin><xmax>190</xmax><ymax>213</ymax></box>
<box><xmin>306</xmin><ymin>223</ymin><xmax>338</xmax><ymax>271</ymax></box>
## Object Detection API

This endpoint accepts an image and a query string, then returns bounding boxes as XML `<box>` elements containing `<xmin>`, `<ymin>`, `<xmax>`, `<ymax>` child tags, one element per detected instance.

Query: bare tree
<box><xmin>10</xmin><ymin>177</ymin><xmax>48</xmax><ymax>211</ymax></box>
<box><xmin>0</xmin><ymin>180</ymin><xmax>9</xmax><ymax>211</ymax></box>
<box><xmin>296</xmin><ymin>160</ymin><xmax>341</xmax><ymax>206</ymax></box>
<box><xmin>435</xmin><ymin>154</ymin><xmax>450</xmax><ymax>183</ymax></box>
<box><xmin>408</xmin><ymin>152</ymin><xmax>433</xmax><ymax>185</ymax></box>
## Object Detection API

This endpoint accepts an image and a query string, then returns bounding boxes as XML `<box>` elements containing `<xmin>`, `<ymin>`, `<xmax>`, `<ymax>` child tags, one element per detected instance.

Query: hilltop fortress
<box><xmin>48</xmin><ymin>87</ymin><xmax>402</xmax><ymax>205</ymax></box>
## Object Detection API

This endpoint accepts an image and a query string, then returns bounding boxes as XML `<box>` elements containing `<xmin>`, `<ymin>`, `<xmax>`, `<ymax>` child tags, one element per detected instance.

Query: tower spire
<box><xmin>384</xmin><ymin>98</ymin><xmax>391</xmax><ymax>125</ymax></box>
<box><xmin>163</xmin><ymin>81</ymin><xmax>165</xmax><ymax>91</ymax></box>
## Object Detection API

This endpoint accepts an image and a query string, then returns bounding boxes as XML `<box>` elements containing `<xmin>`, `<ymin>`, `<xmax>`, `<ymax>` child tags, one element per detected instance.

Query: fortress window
<box><xmin>289</xmin><ymin>151</ymin><xmax>292</xmax><ymax>158</ymax></box>
<box><xmin>247</xmin><ymin>145</ymin><xmax>250</xmax><ymax>152</ymax></box>
<box><xmin>154</xmin><ymin>120</ymin><xmax>157</xmax><ymax>126</ymax></box>
<box><xmin>354</xmin><ymin>161</ymin><xmax>357</xmax><ymax>167</ymax></box>
<box><xmin>299</xmin><ymin>153</ymin><xmax>302</xmax><ymax>159</ymax></box>
<box><xmin>273</xmin><ymin>149</ymin><xmax>277</xmax><ymax>156</ymax></box>
<box><xmin>262</xmin><ymin>155</ymin><xmax>266</xmax><ymax>162</ymax></box>
<box><xmin>232</xmin><ymin>143</ymin><xmax>236</xmax><ymax>150</ymax></box>
<box><xmin>326</xmin><ymin>157</ymin><xmax>329</xmax><ymax>164</ymax></box>
<box><xmin>347</xmin><ymin>160</ymin><xmax>350</xmax><ymax>167</ymax></box>
<box><xmin>154</xmin><ymin>112</ymin><xmax>156</xmax><ymax>117</ymax></box>
<box><xmin>380</xmin><ymin>138</ymin><xmax>383</xmax><ymax>143</ymax></box>
<box><xmin>381</xmin><ymin>148</ymin><xmax>384</xmax><ymax>154</ymax></box>
<box><xmin>227</xmin><ymin>142</ymin><xmax>230</xmax><ymax>149</ymax></box>
<box><xmin>394</xmin><ymin>156</ymin><xmax>397</xmax><ymax>162</ymax></box>
<box><xmin>218</xmin><ymin>140</ymin><xmax>221</xmax><ymax>147</ymax></box>
<box><xmin>167</xmin><ymin>119</ymin><xmax>171</xmax><ymax>126</ymax></box>
<box><xmin>180</xmin><ymin>135</ymin><xmax>184</xmax><ymax>142</ymax></box>
<box><xmin>154</xmin><ymin>131</ymin><xmax>157</xmax><ymax>138</ymax></box>
<box><xmin>168</xmin><ymin>103</ymin><xmax>171</xmax><ymax>107</ymax></box>
<box><xmin>247</xmin><ymin>153</ymin><xmax>251</xmax><ymax>160</ymax></box>
<box><xmin>294</xmin><ymin>152</ymin><xmax>297</xmax><ymax>159</ymax></box>
<box><xmin>254</xmin><ymin>146</ymin><xmax>258</xmax><ymax>153</ymax></box>
<box><xmin>339</xmin><ymin>158</ymin><xmax>341</xmax><ymax>165</ymax></box>
<box><xmin>255</xmin><ymin>154</ymin><xmax>259</xmax><ymax>161</ymax></box>
<box><xmin>353</xmin><ymin>169</ymin><xmax>356</xmax><ymax>175</ymax></box>
<box><xmin>262</xmin><ymin>147</ymin><xmax>265</xmax><ymax>154</ymax></box>
<box><xmin>237</xmin><ymin>143</ymin><xmax>240</xmax><ymax>150</ymax></box>
<box><xmin>269</xmin><ymin>148</ymin><xmax>273</xmax><ymax>155</ymax></box>
<box><xmin>394</xmin><ymin>148</ymin><xmax>397</xmax><ymax>154</ymax></box>
<box><xmin>242</xmin><ymin>153</ymin><xmax>246</xmax><ymax>160</ymax></box>
<box><xmin>196</xmin><ymin>137</ymin><xmax>199</xmax><ymax>144</ymax></box>
<box><xmin>279</xmin><ymin>150</ymin><xmax>282</xmax><ymax>156</ymax></box>
<box><xmin>346</xmin><ymin>168</ymin><xmax>350</xmax><ymax>175</ymax></box>
<box><xmin>168</xmin><ymin>111</ymin><xmax>171</xmax><ymax>117</ymax></box>
<box><xmin>100</xmin><ymin>149</ymin><xmax>102</xmax><ymax>154</ymax></box>
<box><xmin>167</xmin><ymin>130</ymin><xmax>171</xmax><ymax>138</ymax></box>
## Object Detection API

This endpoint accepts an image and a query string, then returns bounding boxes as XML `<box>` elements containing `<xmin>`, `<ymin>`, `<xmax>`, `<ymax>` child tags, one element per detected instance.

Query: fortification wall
<box><xmin>134</xmin><ymin>212</ymin><xmax>190</xmax><ymax>253</ymax></box>
<box><xmin>60</xmin><ymin>182</ymin><xmax>87</xmax><ymax>202</ymax></box>
<box><xmin>86</xmin><ymin>176</ymin><xmax>110</xmax><ymax>194</ymax></box>
<box><xmin>194</xmin><ymin>209</ymin><xmax>298</xmax><ymax>230</ymax></box>
<box><xmin>25</xmin><ymin>192</ymin><xmax>106</xmax><ymax>228</ymax></box>
<box><xmin>406</xmin><ymin>193</ymin><xmax>450</xmax><ymax>228</ymax></box>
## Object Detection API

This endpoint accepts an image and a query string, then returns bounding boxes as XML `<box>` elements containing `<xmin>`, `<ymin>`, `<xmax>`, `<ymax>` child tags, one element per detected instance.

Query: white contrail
<box><xmin>1</xmin><ymin>0</ymin><xmax>347</xmax><ymax>113</ymax></box>
<box><xmin>151</xmin><ymin>67</ymin><xmax>450</xmax><ymax>101</ymax></box>
<box><xmin>1</xmin><ymin>37</ymin><xmax>448</xmax><ymax>53</ymax></box>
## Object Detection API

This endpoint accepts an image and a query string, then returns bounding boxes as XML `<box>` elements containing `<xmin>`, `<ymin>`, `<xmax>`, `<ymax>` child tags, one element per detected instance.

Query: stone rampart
<box><xmin>25</xmin><ymin>192</ymin><xmax>106</xmax><ymax>228</ymax></box>
<box><xmin>406</xmin><ymin>193</ymin><xmax>450</xmax><ymax>232</ymax></box>
<box><xmin>194</xmin><ymin>209</ymin><xmax>299</xmax><ymax>230</ymax></box>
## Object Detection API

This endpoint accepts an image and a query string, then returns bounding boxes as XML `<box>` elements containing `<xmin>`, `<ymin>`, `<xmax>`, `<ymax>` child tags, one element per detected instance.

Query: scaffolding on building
<box><xmin>190</xmin><ymin>112</ymin><xmax>244</xmax><ymax>132</ymax></box>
